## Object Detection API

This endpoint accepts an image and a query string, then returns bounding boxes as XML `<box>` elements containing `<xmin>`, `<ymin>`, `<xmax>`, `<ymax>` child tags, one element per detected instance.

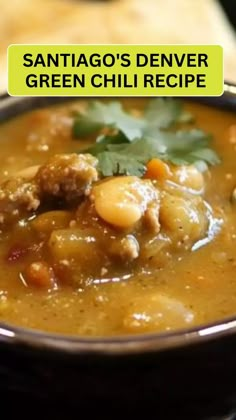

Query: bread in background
<box><xmin>0</xmin><ymin>0</ymin><xmax>236</xmax><ymax>92</ymax></box>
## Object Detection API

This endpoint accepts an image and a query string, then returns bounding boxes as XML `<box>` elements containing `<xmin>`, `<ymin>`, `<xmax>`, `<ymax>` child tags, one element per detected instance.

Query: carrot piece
<box><xmin>144</xmin><ymin>158</ymin><xmax>172</xmax><ymax>180</ymax></box>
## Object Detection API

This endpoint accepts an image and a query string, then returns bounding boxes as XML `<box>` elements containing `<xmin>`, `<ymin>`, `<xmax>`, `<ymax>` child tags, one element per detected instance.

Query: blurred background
<box><xmin>0</xmin><ymin>0</ymin><xmax>235</xmax><ymax>93</ymax></box>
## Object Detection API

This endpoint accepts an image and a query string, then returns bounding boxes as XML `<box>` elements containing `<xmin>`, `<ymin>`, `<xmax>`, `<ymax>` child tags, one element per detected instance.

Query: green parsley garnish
<box><xmin>73</xmin><ymin>99</ymin><xmax>220</xmax><ymax>177</ymax></box>
<box><xmin>73</xmin><ymin>101</ymin><xmax>144</xmax><ymax>141</ymax></box>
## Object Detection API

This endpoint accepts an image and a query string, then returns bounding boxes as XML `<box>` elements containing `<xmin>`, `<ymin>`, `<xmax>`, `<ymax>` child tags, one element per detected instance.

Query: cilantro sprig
<box><xmin>73</xmin><ymin>99</ymin><xmax>220</xmax><ymax>177</ymax></box>
<box><xmin>73</xmin><ymin>101</ymin><xmax>144</xmax><ymax>141</ymax></box>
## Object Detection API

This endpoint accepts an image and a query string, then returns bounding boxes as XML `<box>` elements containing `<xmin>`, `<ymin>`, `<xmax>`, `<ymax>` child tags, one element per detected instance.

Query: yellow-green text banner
<box><xmin>8</xmin><ymin>44</ymin><xmax>223</xmax><ymax>97</ymax></box>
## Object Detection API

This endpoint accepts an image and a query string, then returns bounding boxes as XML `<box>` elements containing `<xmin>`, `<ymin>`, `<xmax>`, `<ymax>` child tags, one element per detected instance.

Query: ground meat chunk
<box><xmin>143</xmin><ymin>201</ymin><xmax>161</xmax><ymax>234</ymax></box>
<box><xmin>36</xmin><ymin>153</ymin><xmax>98</xmax><ymax>201</ymax></box>
<box><xmin>0</xmin><ymin>178</ymin><xmax>40</xmax><ymax>224</ymax></box>
<box><xmin>0</xmin><ymin>153</ymin><xmax>98</xmax><ymax>225</ymax></box>
<box><xmin>109</xmin><ymin>235</ymin><xmax>140</xmax><ymax>262</ymax></box>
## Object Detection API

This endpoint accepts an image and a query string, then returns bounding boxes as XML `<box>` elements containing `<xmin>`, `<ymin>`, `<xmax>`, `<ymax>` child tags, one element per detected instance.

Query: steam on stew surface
<box><xmin>0</xmin><ymin>98</ymin><xmax>235</xmax><ymax>336</ymax></box>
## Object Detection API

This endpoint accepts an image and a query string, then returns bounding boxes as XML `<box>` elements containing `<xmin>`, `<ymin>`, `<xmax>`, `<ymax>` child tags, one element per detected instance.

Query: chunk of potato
<box><xmin>141</xmin><ymin>233</ymin><xmax>171</xmax><ymax>262</ymax></box>
<box><xmin>160</xmin><ymin>193</ymin><xmax>208</xmax><ymax>242</ymax></box>
<box><xmin>171</xmin><ymin>165</ymin><xmax>204</xmax><ymax>192</ymax></box>
<box><xmin>123</xmin><ymin>293</ymin><xmax>194</xmax><ymax>332</ymax></box>
<box><xmin>31</xmin><ymin>211</ymin><xmax>72</xmax><ymax>234</ymax></box>
<box><xmin>48</xmin><ymin>228</ymin><xmax>100</xmax><ymax>262</ymax></box>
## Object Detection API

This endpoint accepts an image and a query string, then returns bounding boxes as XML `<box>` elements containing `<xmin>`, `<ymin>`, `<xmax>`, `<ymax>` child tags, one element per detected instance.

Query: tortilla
<box><xmin>0</xmin><ymin>0</ymin><xmax>235</xmax><ymax>92</ymax></box>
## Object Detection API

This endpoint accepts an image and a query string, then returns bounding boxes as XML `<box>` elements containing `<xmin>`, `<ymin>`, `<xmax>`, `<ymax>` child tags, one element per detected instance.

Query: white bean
<box><xmin>91</xmin><ymin>176</ymin><xmax>158</xmax><ymax>229</ymax></box>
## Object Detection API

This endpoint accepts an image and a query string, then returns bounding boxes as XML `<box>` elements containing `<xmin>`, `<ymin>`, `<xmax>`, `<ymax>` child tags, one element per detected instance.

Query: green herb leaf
<box><xmin>98</xmin><ymin>152</ymin><xmax>146</xmax><ymax>177</ymax></box>
<box><xmin>82</xmin><ymin>132</ymin><xmax>128</xmax><ymax>155</ymax></box>
<box><xmin>144</xmin><ymin>98</ymin><xmax>183</xmax><ymax>129</ymax></box>
<box><xmin>75</xmin><ymin>99</ymin><xmax>220</xmax><ymax>177</ymax></box>
<box><xmin>73</xmin><ymin>98</ymin><xmax>185</xmax><ymax>140</ymax></box>
<box><xmin>73</xmin><ymin>102</ymin><xmax>105</xmax><ymax>137</ymax></box>
<box><xmin>73</xmin><ymin>101</ymin><xmax>144</xmax><ymax>140</ymax></box>
<box><xmin>95</xmin><ymin>129</ymin><xmax>219</xmax><ymax>177</ymax></box>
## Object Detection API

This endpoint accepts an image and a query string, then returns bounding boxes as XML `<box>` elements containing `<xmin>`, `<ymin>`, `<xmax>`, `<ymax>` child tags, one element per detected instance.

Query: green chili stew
<box><xmin>0</xmin><ymin>98</ymin><xmax>234</xmax><ymax>336</ymax></box>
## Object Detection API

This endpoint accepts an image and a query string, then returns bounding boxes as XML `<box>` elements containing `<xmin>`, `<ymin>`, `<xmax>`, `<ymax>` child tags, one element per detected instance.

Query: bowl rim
<box><xmin>0</xmin><ymin>83</ymin><xmax>236</xmax><ymax>356</ymax></box>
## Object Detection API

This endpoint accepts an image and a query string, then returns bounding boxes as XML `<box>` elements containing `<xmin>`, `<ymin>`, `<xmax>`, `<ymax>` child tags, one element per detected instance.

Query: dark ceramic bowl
<box><xmin>0</xmin><ymin>85</ymin><xmax>236</xmax><ymax>419</ymax></box>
